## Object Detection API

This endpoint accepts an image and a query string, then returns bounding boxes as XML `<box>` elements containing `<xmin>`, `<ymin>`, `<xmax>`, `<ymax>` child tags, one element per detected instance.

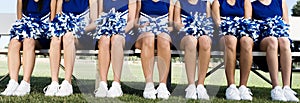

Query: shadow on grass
<box><xmin>0</xmin><ymin>76</ymin><xmax>299</xmax><ymax>103</ymax></box>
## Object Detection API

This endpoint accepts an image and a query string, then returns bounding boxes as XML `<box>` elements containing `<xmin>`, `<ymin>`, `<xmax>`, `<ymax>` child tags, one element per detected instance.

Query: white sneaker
<box><xmin>44</xmin><ymin>81</ymin><xmax>60</xmax><ymax>96</ymax></box>
<box><xmin>157</xmin><ymin>83</ymin><xmax>170</xmax><ymax>99</ymax></box>
<box><xmin>283</xmin><ymin>86</ymin><xmax>299</xmax><ymax>102</ymax></box>
<box><xmin>94</xmin><ymin>81</ymin><xmax>108</xmax><ymax>97</ymax></box>
<box><xmin>143</xmin><ymin>82</ymin><xmax>157</xmax><ymax>99</ymax></box>
<box><xmin>225</xmin><ymin>84</ymin><xmax>241</xmax><ymax>100</ymax></box>
<box><xmin>107</xmin><ymin>81</ymin><xmax>123</xmax><ymax>98</ymax></box>
<box><xmin>196</xmin><ymin>84</ymin><xmax>209</xmax><ymax>100</ymax></box>
<box><xmin>13</xmin><ymin>80</ymin><xmax>30</xmax><ymax>96</ymax></box>
<box><xmin>239</xmin><ymin>85</ymin><xmax>253</xmax><ymax>101</ymax></box>
<box><xmin>55</xmin><ymin>80</ymin><xmax>73</xmax><ymax>97</ymax></box>
<box><xmin>0</xmin><ymin>79</ymin><xmax>19</xmax><ymax>96</ymax></box>
<box><xmin>185</xmin><ymin>84</ymin><xmax>197</xmax><ymax>99</ymax></box>
<box><xmin>271</xmin><ymin>86</ymin><xmax>287</xmax><ymax>101</ymax></box>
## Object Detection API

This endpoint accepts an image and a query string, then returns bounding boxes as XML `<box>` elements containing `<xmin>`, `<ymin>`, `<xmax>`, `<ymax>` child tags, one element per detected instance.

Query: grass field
<box><xmin>0</xmin><ymin>57</ymin><xmax>300</xmax><ymax>102</ymax></box>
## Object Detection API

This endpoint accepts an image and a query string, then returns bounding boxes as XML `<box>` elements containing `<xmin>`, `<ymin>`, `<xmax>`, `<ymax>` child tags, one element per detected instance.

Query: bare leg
<box><xmin>180</xmin><ymin>35</ymin><xmax>197</xmax><ymax>85</ymax></box>
<box><xmin>111</xmin><ymin>35</ymin><xmax>125</xmax><ymax>83</ymax></box>
<box><xmin>98</xmin><ymin>36</ymin><xmax>111</xmax><ymax>83</ymax></box>
<box><xmin>62</xmin><ymin>32</ymin><xmax>76</xmax><ymax>83</ymax></box>
<box><xmin>135</xmin><ymin>32</ymin><xmax>155</xmax><ymax>83</ymax></box>
<box><xmin>157</xmin><ymin>33</ymin><xmax>171</xmax><ymax>84</ymax></box>
<box><xmin>220</xmin><ymin>35</ymin><xmax>237</xmax><ymax>86</ymax></box>
<box><xmin>260</xmin><ymin>37</ymin><xmax>279</xmax><ymax>88</ymax></box>
<box><xmin>239</xmin><ymin>36</ymin><xmax>253</xmax><ymax>86</ymax></box>
<box><xmin>49</xmin><ymin>37</ymin><xmax>61</xmax><ymax>82</ymax></box>
<box><xmin>278</xmin><ymin>37</ymin><xmax>291</xmax><ymax>86</ymax></box>
<box><xmin>8</xmin><ymin>39</ymin><xmax>22</xmax><ymax>81</ymax></box>
<box><xmin>22</xmin><ymin>38</ymin><xmax>36</xmax><ymax>83</ymax></box>
<box><xmin>197</xmin><ymin>35</ymin><xmax>211</xmax><ymax>85</ymax></box>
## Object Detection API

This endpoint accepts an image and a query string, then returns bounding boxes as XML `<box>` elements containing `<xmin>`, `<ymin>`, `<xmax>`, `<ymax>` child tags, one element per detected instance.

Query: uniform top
<box><xmin>252</xmin><ymin>0</ymin><xmax>283</xmax><ymax>20</ymax></box>
<box><xmin>140</xmin><ymin>0</ymin><xmax>170</xmax><ymax>17</ymax></box>
<box><xmin>22</xmin><ymin>0</ymin><xmax>51</xmax><ymax>17</ymax></box>
<box><xmin>103</xmin><ymin>0</ymin><xmax>129</xmax><ymax>13</ymax></box>
<box><xmin>180</xmin><ymin>0</ymin><xmax>207</xmax><ymax>17</ymax></box>
<box><xmin>63</xmin><ymin>0</ymin><xmax>89</xmax><ymax>15</ymax></box>
<box><xmin>218</xmin><ymin>0</ymin><xmax>244</xmax><ymax>17</ymax></box>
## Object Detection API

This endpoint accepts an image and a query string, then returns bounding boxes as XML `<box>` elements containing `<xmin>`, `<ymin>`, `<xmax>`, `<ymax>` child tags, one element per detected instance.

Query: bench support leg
<box><xmin>0</xmin><ymin>73</ymin><xmax>9</xmax><ymax>83</ymax></box>
<box><xmin>206</xmin><ymin>62</ymin><xmax>224</xmax><ymax>77</ymax></box>
<box><xmin>167</xmin><ymin>61</ymin><xmax>172</xmax><ymax>92</ymax></box>
<box><xmin>251</xmin><ymin>70</ymin><xmax>272</xmax><ymax>85</ymax></box>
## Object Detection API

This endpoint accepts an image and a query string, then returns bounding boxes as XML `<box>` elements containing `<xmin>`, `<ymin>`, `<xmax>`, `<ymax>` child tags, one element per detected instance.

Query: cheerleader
<box><xmin>93</xmin><ymin>0</ymin><xmax>136</xmax><ymax>98</ymax></box>
<box><xmin>252</xmin><ymin>0</ymin><xmax>299</xmax><ymax>101</ymax></box>
<box><xmin>212</xmin><ymin>0</ymin><xmax>255</xmax><ymax>100</ymax></box>
<box><xmin>135</xmin><ymin>0</ymin><xmax>174</xmax><ymax>99</ymax></box>
<box><xmin>0</xmin><ymin>0</ymin><xmax>55</xmax><ymax>96</ymax></box>
<box><xmin>43</xmin><ymin>0</ymin><xmax>97</xmax><ymax>96</ymax></box>
<box><xmin>173</xmin><ymin>0</ymin><xmax>213</xmax><ymax>100</ymax></box>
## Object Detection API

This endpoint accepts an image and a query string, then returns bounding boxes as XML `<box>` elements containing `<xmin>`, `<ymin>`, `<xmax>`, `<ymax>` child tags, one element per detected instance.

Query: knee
<box><xmin>111</xmin><ymin>36</ymin><xmax>124</xmax><ymax>48</ymax></box>
<box><xmin>158</xmin><ymin>40</ymin><xmax>170</xmax><ymax>50</ymax></box>
<box><xmin>98</xmin><ymin>38</ymin><xmax>110</xmax><ymax>50</ymax></box>
<box><xmin>62</xmin><ymin>32</ymin><xmax>75</xmax><ymax>45</ymax></box>
<box><xmin>142</xmin><ymin>37</ymin><xmax>154</xmax><ymax>49</ymax></box>
<box><xmin>266</xmin><ymin>37</ymin><xmax>278</xmax><ymax>51</ymax></box>
<box><xmin>23</xmin><ymin>38</ymin><xmax>35</xmax><ymax>50</ymax></box>
<box><xmin>240</xmin><ymin>37</ymin><xmax>253</xmax><ymax>52</ymax></box>
<box><xmin>278</xmin><ymin>38</ymin><xmax>291</xmax><ymax>52</ymax></box>
<box><xmin>199</xmin><ymin>36</ymin><xmax>211</xmax><ymax>51</ymax></box>
<box><xmin>8</xmin><ymin>39</ymin><xmax>21</xmax><ymax>51</ymax></box>
<box><xmin>224</xmin><ymin>36</ymin><xmax>237</xmax><ymax>52</ymax></box>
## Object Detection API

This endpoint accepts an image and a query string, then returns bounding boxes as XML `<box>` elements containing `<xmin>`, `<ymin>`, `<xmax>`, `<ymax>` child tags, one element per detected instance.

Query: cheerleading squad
<box><xmin>0</xmin><ymin>0</ymin><xmax>299</xmax><ymax>102</ymax></box>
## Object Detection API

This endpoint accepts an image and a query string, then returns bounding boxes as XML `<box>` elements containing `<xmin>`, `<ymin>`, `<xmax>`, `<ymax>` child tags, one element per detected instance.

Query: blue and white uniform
<box><xmin>94</xmin><ymin>0</ymin><xmax>129</xmax><ymax>39</ymax></box>
<box><xmin>252</xmin><ymin>0</ymin><xmax>290</xmax><ymax>43</ymax></box>
<box><xmin>139</xmin><ymin>0</ymin><xmax>170</xmax><ymax>35</ymax></box>
<box><xmin>50</xmin><ymin>0</ymin><xmax>89</xmax><ymax>38</ymax></box>
<box><xmin>219</xmin><ymin>0</ymin><xmax>258</xmax><ymax>41</ymax></box>
<box><xmin>10</xmin><ymin>0</ymin><xmax>51</xmax><ymax>41</ymax></box>
<box><xmin>179</xmin><ymin>0</ymin><xmax>214</xmax><ymax>38</ymax></box>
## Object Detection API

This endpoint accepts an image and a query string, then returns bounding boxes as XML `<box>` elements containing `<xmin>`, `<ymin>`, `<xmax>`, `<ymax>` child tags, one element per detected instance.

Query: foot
<box><xmin>94</xmin><ymin>81</ymin><xmax>108</xmax><ymax>97</ymax></box>
<box><xmin>239</xmin><ymin>85</ymin><xmax>253</xmax><ymax>101</ymax></box>
<box><xmin>271</xmin><ymin>86</ymin><xmax>287</xmax><ymax>101</ymax></box>
<box><xmin>225</xmin><ymin>84</ymin><xmax>241</xmax><ymax>100</ymax></box>
<box><xmin>196</xmin><ymin>84</ymin><xmax>209</xmax><ymax>100</ymax></box>
<box><xmin>143</xmin><ymin>82</ymin><xmax>157</xmax><ymax>99</ymax></box>
<box><xmin>13</xmin><ymin>80</ymin><xmax>30</xmax><ymax>96</ymax></box>
<box><xmin>185</xmin><ymin>84</ymin><xmax>197</xmax><ymax>99</ymax></box>
<box><xmin>107</xmin><ymin>81</ymin><xmax>123</xmax><ymax>98</ymax></box>
<box><xmin>44</xmin><ymin>81</ymin><xmax>60</xmax><ymax>96</ymax></box>
<box><xmin>0</xmin><ymin>79</ymin><xmax>19</xmax><ymax>96</ymax></box>
<box><xmin>283</xmin><ymin>86</ymin><xmax>299</xmax><ymax>102</ymax></box>
<box><xmin>157</xmin><ymin>83</ymin><xmax>170</xmax><ymax>99</ymax></box>
<box><xmin>55</xmin><ymin>80</ymin><xmax>73</xmax><ymax>97</ymax></box>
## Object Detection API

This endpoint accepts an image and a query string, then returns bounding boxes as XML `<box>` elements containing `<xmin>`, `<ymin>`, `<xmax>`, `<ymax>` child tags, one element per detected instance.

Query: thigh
<box><xmin>135</xmin><ymin>32</ymin><xmax>155</xmax><ymax>49</ymax></box>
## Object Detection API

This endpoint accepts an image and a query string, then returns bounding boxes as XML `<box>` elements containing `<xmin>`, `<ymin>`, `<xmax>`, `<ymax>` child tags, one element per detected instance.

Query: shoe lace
<box><xmin>43</xmin><ymin>85</ymin><xmax>50</xmax><ymax>93</ymax></box>
<box><xmin>228</xmin><ymin>88</ymin><xmax>240</xmax><ymax>96</ymax></box>
<box><xmin>246</xmin><ymin>88</ymin><xmax>253</xmax><ymax>95</ymax></box>
<box><xmin>285</xmin><ymin>88</ymin><xmax>297</xmax><ymax>95</ymax></box>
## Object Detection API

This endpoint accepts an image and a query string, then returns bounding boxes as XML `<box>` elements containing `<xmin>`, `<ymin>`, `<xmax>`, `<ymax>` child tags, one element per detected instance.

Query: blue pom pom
<box><xmin>259</xmin><ymin>16</ymin><xmax>290</xmax><ymax>38</ymax></box>
<box><xmin>10</xmin><ymin>16</ymin><xmax>50</xmax><ymax>41</ymax></box>
<box><xmin>49</xmin><ymin>13</ymin><xmax>87</xmax><ymax>38</ymax></box>
<box><xmin>237</xmin><ymin>19</ymin><xmax>260</xmax><ymax>42</ymax></box>
<box><xmin>220</xmin><ymin>17</ymin><xmax>242</xmax><ymax>36</ymax></box>
<box><xmin>95</xmin><ymin>8</ymin><xmax>127</xmax><ymax>39</ymax></box>
<box><xmin>181</xmin><ymin>13</ymin><xmax>214</xmax><ymax>37</ymax></box>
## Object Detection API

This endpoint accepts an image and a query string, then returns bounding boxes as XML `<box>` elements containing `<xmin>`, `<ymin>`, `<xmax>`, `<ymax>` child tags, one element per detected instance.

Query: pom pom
<box><xmin>95</xmin><ymin>8</ymin><xmax>127</xmax><ymax>39</ymax></box>
<box><xmin>180</xmin><ymin>13</ymin><xmax>214</xmax><ymax>37</ymax></box>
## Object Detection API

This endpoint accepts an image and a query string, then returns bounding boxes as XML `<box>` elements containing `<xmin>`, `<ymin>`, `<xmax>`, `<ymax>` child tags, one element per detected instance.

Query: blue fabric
<box><xmin>63</xmin><ymin>0</ymin><xmax>89</xmax><ymax>15</ymax></box>
<box><xmin>219</xmin><ymin>0</ymin><xmax>244</xmax><ymax>17</ymax></box>
<box><xmin>103</xmin><ymin>0</ymin><xmax>128</xmax><ymax>13</ymax></box>
<box><xmin>23</xmin><ymin>0</ymin><xmax>51</xmax><ymax>17</ymax></box>
<box><xmin>180</xmin><ymin>0</ymin><xmax>206</xmax><ymax>17</ymax></box>
<box><xmin>252</xmin><ymin>0</ymin><xmax>283</xmax><ymax>20</ymax></box>
<box><xmin>140</xmin><ymin>0</ymin><xmax>170</xmax><ymax>17</ymax></box>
